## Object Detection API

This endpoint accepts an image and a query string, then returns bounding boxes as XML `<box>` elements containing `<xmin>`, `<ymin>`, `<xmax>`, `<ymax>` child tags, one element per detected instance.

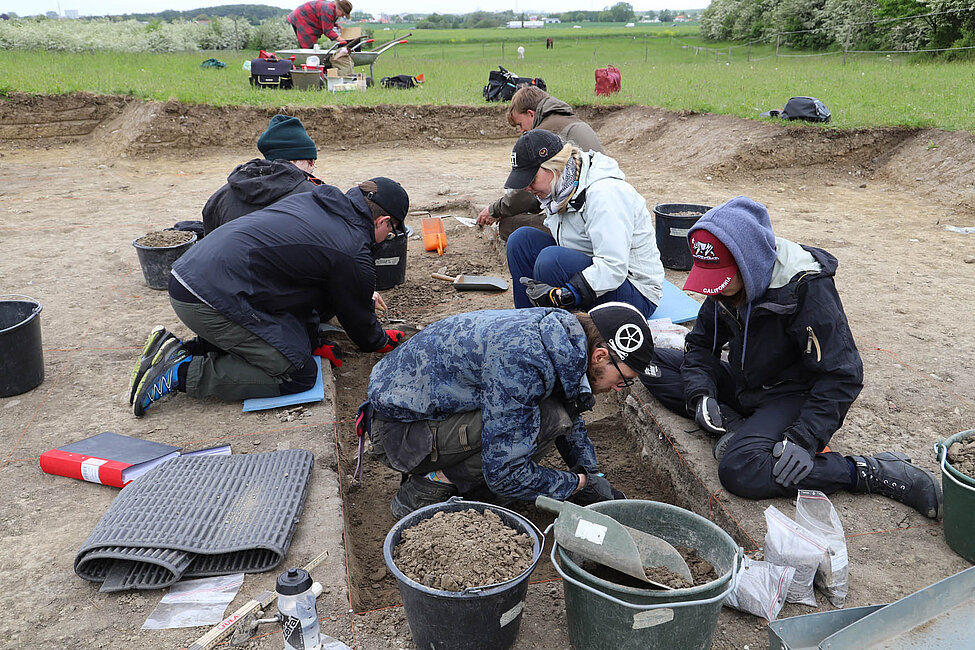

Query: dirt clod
<box><xmin>135</xmin><ymin>230</ymin><xmax>193</xmax><ymax>247</ymax></box>
<box><xmin>393</xmin><ymin>509</ymin><xmax>535</xmax><ymax>591</ymax></box>
<box><xmin>947</xmin><ymin>439</ymin><xmax>975</xmax><ymax>477</ymax></box>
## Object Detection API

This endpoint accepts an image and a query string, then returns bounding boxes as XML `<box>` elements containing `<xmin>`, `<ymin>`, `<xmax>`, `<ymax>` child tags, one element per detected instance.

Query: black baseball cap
<box><xmin>588</xmin><ymin>302</ymin><xmax>655</xmax><ymax>375</ymax></box>
<box><xmin>505</xmin><ymin>129</ymin><xmax>564</xmax><ymax>190</ymax></box>
<box><xmin>364</xmin><ymin>177</ymin><xmax>409</xmax><ymax>233</ymax></box>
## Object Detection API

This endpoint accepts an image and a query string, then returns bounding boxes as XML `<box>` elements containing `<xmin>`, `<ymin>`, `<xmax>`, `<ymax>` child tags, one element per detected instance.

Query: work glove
<box><xmin>520</xmin><ymin>277</ymin><xmax>575</xmax><ymax>308</ymax></box>
<box><xmin>376</xmin><ymin>329</ymin><xmax>406</xmax><ymax>354</ymax></box>
<box><xmin>570</xmin><ymin>466</ymin><xmax>626</xmax><ymax>506</ymax></box>
<box><xmin>694</xmin><ymin>395</ymin><xmax>726</xmax><ymax>438</ymax></box>
<box><xmin>313</xmin><ymin>339</ymin><xmax>344</xmax><ymax>369</ymax></box>
<box><xmin>771</xmin><ymin>439</ymin><xmax>815</xmax><ymax>487</ymax></box>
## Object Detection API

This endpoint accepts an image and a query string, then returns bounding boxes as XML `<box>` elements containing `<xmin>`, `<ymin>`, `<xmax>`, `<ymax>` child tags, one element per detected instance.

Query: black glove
<box><xmin>570</xmin><ymin>467</ymin><xmax>625</xmax><ymax>506</ymax></box>
<box><xmin>519</xmin><ymin>277</ymin><xmax>575</xmax><ymax>308</ymax></box>
<box><xmin>771</xmin><ymin>439</ymin><xmax>815</xmax><ymax>487</ymax></box>
<box><xmin>694</xmin><ymin>395</ymin><xmax>726</xmax><ymax>437</ymax></box>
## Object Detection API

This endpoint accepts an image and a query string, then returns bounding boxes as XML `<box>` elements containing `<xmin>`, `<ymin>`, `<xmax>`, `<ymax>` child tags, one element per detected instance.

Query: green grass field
<box><xmin>2</xmin><ymin>24</ymin><xmax>974</xmax><ymax>131</ymax></box>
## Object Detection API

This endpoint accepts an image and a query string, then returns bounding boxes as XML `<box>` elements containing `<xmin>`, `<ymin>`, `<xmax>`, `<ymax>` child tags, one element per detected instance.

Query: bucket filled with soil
<box><xmin>553</xmin><ymin>499</ymin><xmax>741</xmax><ymax>650</ymax></box>
<box><xmin>652</xmin><ymin>203</ymin><xmax>711</xmax><ymax>271</ymax></box>
<box><xmin>936</xmin><ymin>429</ymin><xmax>975</xmax><ymax>563</ymax></box>
<box><xmin>383</xmin><ymin>498</ymin><xmax>543</xmax><ymax>650</ymax></box>
<box><xmin>132</xmin><ymin>230</ymin><xmax>197</xmax><ymax>290</ymax></box>
<box><xmin>0</xmin><ymin>295</ymin><xmax>44</xmax><ymax>397</ymax></box>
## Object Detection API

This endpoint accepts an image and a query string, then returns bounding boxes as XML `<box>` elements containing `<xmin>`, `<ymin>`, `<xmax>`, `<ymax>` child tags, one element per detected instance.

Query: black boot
<box><xmin>850</xmin><ymin>452</ymin><xmax>943</xmax><ymax>519</ymax></box>
<box><xmin>390</xmin><ymin>474</ymin><xmax>458</xmax><ymax>520</ymax></box>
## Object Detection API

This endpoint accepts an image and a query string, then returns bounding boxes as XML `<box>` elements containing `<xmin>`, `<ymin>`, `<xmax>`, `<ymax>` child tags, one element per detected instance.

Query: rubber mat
<box><xmin>75</xmin><ymin>449</ymin><xmax>314</xmax><ymax>592</ymax></box>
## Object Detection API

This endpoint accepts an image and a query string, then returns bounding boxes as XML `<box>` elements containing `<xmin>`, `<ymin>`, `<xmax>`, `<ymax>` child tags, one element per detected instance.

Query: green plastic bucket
<box><xmin>935</xmin><ymin>429</ymin><xmax>975</xmax><ymax>563</ymax></box>
<box><xmin>552</xmin><ymin>500</ymin><xmax>742</xmax><ymax>650</ymax></box>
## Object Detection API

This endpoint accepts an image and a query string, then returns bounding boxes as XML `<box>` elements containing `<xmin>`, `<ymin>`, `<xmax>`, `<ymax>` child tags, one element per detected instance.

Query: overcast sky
<box><xmin>4</xmin><ymin>1</ymin><xmax>708</xmax><ymax>18</ymax></box>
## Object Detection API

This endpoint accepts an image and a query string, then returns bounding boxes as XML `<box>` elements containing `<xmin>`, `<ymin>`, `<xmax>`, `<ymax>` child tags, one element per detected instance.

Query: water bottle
<box><xmin>277</xmin><ymin>567</ymin><xmax>320</xmax><ymax>650</ymax></box>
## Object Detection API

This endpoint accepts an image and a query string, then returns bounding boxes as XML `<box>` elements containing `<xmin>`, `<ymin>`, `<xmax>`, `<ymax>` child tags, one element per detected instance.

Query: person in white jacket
<box><xmin>505</xmin><ymin>129</ymin><xmax>664</xmax><ymax>318</ymax></box>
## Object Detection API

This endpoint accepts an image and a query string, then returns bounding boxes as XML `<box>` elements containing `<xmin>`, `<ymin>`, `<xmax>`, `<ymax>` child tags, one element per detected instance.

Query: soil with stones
<box><xmin>134</xmin><ymin>230</ymin><xmax>194</xmax><ymax>247</ymax></box>
<box><xmin>585</xmin><ymin>545</ymin><xmax>718</xmax><ymax>590</ymax></box>
<box><xmin>393</xmin><ymin>508</ymin><xmax>535</xmax><ymax>591</ymax></box>
<box><xmin>947</xmin><ymin>439</ymin><xmax>975</xmax><ymax>478</ymax></box>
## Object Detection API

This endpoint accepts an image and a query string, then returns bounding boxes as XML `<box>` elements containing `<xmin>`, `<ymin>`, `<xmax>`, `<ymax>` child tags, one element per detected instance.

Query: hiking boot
<box><xmin>850</xmin><ymin>452</ymin><xmax>943</xmax><ymax>519</ymax></box>
<box><xmin>713</xmin><ymin>430</ymin><xmax>736</xmax><ymax>462</ymax></box>
<box><xmin>129</xmin><ymin>326</ymin><xmax>178</xmax><ymax>405</ymax></box>
<box><xmin>133</xmin><ymin>340</ymin><xmax>191</xmax><ymax>417</ymax></box>
<box><xmin>390</xmin><ymin>474</ymin><xmax>458</xmax><ymax>520</ymax></box>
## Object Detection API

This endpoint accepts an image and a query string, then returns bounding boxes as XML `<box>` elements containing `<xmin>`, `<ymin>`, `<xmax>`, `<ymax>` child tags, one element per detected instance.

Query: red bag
<box><xmin>595</xmin><ymin>65</ymin><xmax>621</xmax><ymax>96</ymax></box>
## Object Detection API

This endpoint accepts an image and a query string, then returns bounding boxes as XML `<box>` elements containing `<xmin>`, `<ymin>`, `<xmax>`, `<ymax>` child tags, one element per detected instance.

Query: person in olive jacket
<box><xmin>476</xmin><ymin>86</ymin><xmax>605</xmax><ymax>240</ymax></box>
<box><xmin>202</xmin><ymin>114</ymin><xmax>322</xmax><ymax>235</ymax></box>
<box><xmin>130</xmin><ymin>178</ymin><xmax>409</xmax><ymax>417</ymax></box>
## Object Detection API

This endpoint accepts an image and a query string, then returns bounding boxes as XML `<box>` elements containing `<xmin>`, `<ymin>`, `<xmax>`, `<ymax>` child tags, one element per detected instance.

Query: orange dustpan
<box><xmin>421</xmin><ymin>216</ymin><xmax>446</xmax><ymax>255</ymax></box>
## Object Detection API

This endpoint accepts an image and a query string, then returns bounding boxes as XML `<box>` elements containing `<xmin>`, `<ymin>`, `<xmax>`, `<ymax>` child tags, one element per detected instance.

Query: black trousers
<box><xmin>643</xmin><ymin>348</ymin><xmax>853</xmax><ymax>499</ymax></box>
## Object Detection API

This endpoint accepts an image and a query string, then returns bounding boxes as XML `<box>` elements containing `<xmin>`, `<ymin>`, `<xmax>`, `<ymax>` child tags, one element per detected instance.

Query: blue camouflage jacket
<box><xmin>367</xmin><ymin>308</ymin><xmax>599</xmax><ymax>500</ymax></box>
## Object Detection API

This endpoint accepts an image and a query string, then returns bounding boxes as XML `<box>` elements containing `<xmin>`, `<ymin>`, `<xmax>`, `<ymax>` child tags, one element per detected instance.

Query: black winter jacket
<box><xmin>201</xmin><ymin>159</ymin><xmax>317</xmax><ymax>235</ymax></box>
<box><xmin>682</xmin><ymin>244</ymin><xmax>863</xmax><ymax>453</ymax></box>
<box><xmin>173</xmin><ymin>184</ymin><xmax>387</xmax><ymax>366</ymax></box>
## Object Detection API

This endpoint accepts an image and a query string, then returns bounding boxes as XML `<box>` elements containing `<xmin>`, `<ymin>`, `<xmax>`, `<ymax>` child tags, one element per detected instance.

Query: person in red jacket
<box><xmin>287</xmin><ymin>0</ymin><xmax>352</xmax><ymax>49</ymax></box>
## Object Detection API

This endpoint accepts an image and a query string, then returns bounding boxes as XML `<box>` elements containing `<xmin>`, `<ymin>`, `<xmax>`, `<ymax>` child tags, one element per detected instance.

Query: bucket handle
<box><xmin>441</xmin><ymin>497</ymin><xmax>547</xmax><ymax>596</ymax></box>
<box><xmin>935</xmin><ymin>430</ymin><xmax>975</xmax><ymax>495</ymax></box>
<box><xmin>549</xmin><ymin>541</ymin><xmax>743</xmax><ymax>611</ymax></box>
<box><xmin>0</xmin><ymin>294</ymin><xmax>42</xmax><ymax>316</ymax></box>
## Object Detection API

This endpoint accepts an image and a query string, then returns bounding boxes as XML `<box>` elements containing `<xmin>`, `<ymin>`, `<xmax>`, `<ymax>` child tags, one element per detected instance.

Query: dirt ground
<box><xmin>1</xmin><ymin>93</ymin><xmax>974</xmax><ymax>649</ymax></box>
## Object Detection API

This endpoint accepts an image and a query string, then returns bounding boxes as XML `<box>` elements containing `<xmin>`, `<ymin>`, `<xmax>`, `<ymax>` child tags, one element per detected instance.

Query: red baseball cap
<box><xmin>683</xmin><ymin>229</ymin><xmax>739</xmax><ymax>295</ymax></box>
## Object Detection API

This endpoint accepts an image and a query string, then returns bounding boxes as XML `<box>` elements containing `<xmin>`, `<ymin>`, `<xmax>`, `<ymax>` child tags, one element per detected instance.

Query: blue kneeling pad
<box><xmin>652</xmin><ymin>280</ymin><xmax>703</xmax><ymax>324</ymax></box>
<box><xmin>242</xmin><ymin>357</ymin><xmax>325</xmax><ymax>412</ymax></box>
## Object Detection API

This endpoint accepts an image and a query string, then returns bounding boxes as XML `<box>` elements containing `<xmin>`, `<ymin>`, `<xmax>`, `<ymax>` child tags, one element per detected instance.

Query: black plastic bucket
<box><xmin>372</xmin><ymin>232</ymin><xmax>408</xmax><ymax>291</ymax></box>
<box><xmin>0</xmin><ymin>295</ymin><xmax>44</xmax><ymax>397</ymax></box>
<box><xmin>383</xmin><ymin>498</ymin><xmax>543</xmax><ymax>650</ymax></box>
<box><xmin>132</xmin><ymin>233</ymin><xmax>197</xmax><ymax>290</ymax></box>
<box><xmin>652</xmin><ymin>203</ymin><xmax>711</xmax><ymax>271</ymax></box>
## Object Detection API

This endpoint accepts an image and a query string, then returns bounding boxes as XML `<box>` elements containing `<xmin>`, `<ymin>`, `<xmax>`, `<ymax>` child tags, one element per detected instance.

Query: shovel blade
<box><xmin>452</xmin><ymin>275</ymin><xmax>508</xmax><ymax>291</ymax></box>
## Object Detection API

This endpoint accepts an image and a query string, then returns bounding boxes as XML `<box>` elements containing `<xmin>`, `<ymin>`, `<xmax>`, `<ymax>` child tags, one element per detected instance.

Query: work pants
<box><xmin>368</xmin><ymin>397</ymin><xmax>574</xmax><ymax>497</ymax></box>
<box><xmin>170</xmin><ymin>297</ymin><xmax>318</xmax><ymax>401</ymax></box>
<box><xmin>498</xmin><ymin>212</ymin><xmax>548</xmax><ymax>241</ymax></box>
<box><xmin>643</xmin><ymin>348</ymin><xmax>854</xmax><ymax>499</ymax></box>
<box><xmin>506</xmin><ymin>226</ymin><xmax>657</xmax><ymax>318</ymax></box>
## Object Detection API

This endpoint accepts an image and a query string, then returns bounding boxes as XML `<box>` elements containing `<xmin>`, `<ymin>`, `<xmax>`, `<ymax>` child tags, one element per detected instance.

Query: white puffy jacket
<box><xmin>542</xmin><ymin>151</ymin><xmax>664</xmax><ymax>305</ymax></box>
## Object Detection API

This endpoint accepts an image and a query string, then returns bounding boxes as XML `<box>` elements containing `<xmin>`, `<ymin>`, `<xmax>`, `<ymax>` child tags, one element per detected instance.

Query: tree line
<box><xmin>700</xmin><ymin>0</ymin><xmax>975</xmax><ymax>57</ymax></box>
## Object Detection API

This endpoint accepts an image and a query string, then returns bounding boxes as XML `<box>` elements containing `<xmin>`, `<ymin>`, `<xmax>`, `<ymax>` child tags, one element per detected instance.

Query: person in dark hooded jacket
<box><xmin>202</xmin><ymin>114</ymin><xmax>322</xmax><ymax>235</ymax></box>
<box><xmin>476</xmin><ymin>86</ymin><xmax>604</xmax><ymax>240</ymax></box>
<box><xmin>129</xmin><ymin>177</ymin><xmax>409</xmax><ymax>417</ymax></box>
<box><xmin>641</xmin><ymin>196</ymin><xmax>943</xmax><ymax>520</ymax></box>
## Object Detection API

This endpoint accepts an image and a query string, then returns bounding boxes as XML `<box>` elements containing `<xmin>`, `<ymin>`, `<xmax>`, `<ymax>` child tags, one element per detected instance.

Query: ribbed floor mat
<box><xmin>75</xmin><ymin>449</ymin><xmax>314</xmax><ymax>592</ymax></box>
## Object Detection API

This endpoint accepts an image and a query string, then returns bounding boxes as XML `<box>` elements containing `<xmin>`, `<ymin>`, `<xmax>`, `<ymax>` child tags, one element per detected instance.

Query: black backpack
<box><xmin>482</xmin><ymin>65</ymin><xmax>546</xmax><ymax>102</ymax></box>
<box><xmin>781</xmin><ymin>96</ymin><xmax>831</xmax><ymax>123</ymax></box>
<box><xmin>380</xmin><ymin>74</ymin><xmax>420</xmax><ymax>89</ymax></box>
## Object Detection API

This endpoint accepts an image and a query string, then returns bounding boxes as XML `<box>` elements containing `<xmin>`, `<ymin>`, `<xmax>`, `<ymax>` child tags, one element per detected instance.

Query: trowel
<box><xmin>431</xmin><ymin>272</ymin><xmax>508</xmax><ymax>292</ymax></box>
<box><xmin>536</xmin><ymin>496</ymin><xmax>692</xmax><ymax>590</ymax></box>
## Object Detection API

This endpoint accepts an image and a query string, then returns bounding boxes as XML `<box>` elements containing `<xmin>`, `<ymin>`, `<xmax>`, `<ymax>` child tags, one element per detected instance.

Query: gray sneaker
<box><xmin>129</xmin><ymin>326</ymin><xmax>177</xmax><ymax>405</ymax></box>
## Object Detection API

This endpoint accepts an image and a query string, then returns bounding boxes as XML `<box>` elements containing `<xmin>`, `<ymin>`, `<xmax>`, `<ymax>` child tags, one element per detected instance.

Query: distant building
<box><xmin>506</xmin><ymin>20</ymin><xmax>544</xmax><ymax>29</ymax></box>
<box><xmin>45</xmin><ymin>11</ymin><xmax>58</xmax><ymax>19</ymax></box>
<box><xmin>543</xmin><ymin>17</ymin><xmax>560</xmax><ymax>24</ymax></box>
<box><xmin>64</xmin><ymin>9</ymin><xmax>78</xmax><ymax>19</ymax></box>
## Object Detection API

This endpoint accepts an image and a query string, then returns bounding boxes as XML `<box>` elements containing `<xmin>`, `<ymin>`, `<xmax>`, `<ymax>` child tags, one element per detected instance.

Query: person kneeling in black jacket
<box><xmin>129</xmin><ymin>177</ymin><xmax>409</xmax><ymax>417</ymax></box>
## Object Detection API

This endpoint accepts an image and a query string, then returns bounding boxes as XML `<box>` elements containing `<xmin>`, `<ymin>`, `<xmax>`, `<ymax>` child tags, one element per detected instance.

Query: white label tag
<box><xmin>831</xmin><ymin>546</ymin><xmax>849</xmax><ymax>570</ymax></box>
<box><xmin>633</xmin><ymin>608</ymin><xmax>674</xmax><ymax>629</ymax></box>
<box><xmin>669</xmin><ymin>227</ymin><xmax>690</xmax><ymax>237</ymax></box>
<box><xmin>574</xmin><ymin>519</ymin><xmax>607</xmax><ymax>545</ymax></box>
<box><xmin>80</xmin><ymin>458</ymin><xmax>108</xmax><ymax>483</ymax></box>
<box><xmin>499</xmin><ymin>601</ymin><xmax>523</xmax><ymax>627</ymax></box>
<box><xmin>375</xmin><ymin>257</ymin><xmax>400</xmax><ymax>266</ymax></box>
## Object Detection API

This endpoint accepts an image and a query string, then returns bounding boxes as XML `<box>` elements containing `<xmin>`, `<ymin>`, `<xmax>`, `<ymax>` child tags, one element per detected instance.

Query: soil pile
<box><xmin>393</xmin><ymin>509</ymin><xmax>535</xmax><ymax>591</ymax></box>
<box><xmin>585</xmin><ymin>545</ymin><xmax>717</xmax><ymax>589</ymax></box>
<box><xmin>948</xmin><ymin>439</ymin><xmax>975</xmax><ymax>477</ymax></box>
<box><xmin>135</xmin><ymin>230</ymin><xmax>194</xmax><ymax>247</ymax></box>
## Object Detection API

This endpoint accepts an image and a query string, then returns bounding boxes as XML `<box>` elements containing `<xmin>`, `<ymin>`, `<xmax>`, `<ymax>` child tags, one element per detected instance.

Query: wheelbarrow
<box><xmin>277</xmin><ymin>33</ymin><xmax>411</xmax><ymax>85</ymax></box>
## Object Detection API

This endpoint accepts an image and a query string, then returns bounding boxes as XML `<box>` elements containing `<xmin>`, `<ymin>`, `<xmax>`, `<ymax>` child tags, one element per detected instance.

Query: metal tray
<box><xmin>768</xmin><ymin>605</ymin><xmax>885</xmax><ymax>650</ymax></box>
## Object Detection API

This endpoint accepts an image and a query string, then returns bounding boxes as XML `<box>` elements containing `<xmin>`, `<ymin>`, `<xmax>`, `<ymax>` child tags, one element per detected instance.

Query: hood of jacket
<box><xmin>227</xmin><ymin>158</ymin><xmax>310</xmax><ymax>205</ymax></box>
<box><xmin>689</xmin><ymin>196</ymin><xmax>777</xmax><ymax>305</ymax></box>
<box><xmin>531</xmin><ymin>96</ymin><xmax>577</xmax><ymax>128</ymax></box>
<box><xmin>577</xmin><ymin>150</ymin><xmax>625</xmax><ymax>191</ymax></box>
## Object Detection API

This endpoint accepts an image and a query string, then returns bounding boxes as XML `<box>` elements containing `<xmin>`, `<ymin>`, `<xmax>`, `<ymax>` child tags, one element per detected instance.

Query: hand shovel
<box><xmin>536</xmin><ymin>496</ymin><xmax>692</xmax><ymax>589</ymax></box>
<box><xmin>431</xmin><ymin>272</ymin><xmax>508</xmax><ymax>292</ymax></box>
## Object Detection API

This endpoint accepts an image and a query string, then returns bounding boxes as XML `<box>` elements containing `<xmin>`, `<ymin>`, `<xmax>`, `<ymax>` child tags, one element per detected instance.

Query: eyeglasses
<box><xmin>607</xmin><ymin>354</ymin><xmax>635</xmax><ymax>389</ymax></box>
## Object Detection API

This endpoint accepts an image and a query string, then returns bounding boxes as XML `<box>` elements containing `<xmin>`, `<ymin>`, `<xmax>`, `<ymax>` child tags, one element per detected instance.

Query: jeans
<box><xmin>506</xmin><ymin>226</ymin><xmax>656</xmax><ymax>318</ymax></box>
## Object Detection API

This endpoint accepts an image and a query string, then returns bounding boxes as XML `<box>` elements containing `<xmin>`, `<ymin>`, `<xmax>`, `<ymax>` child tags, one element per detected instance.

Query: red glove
<box><xmin>313</xmin><ymin>341</ymin><xmax>343</xmax><ymax>368</ymax></box>
<box><xmin>376</xmin><ymin>329</ymin><xmax>406</xmax><ymax>354</ymax></box>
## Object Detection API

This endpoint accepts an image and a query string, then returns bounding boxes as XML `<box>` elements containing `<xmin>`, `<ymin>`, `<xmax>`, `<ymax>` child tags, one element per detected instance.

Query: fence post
<box><xmin>843</xmin><ymin>25</ymin><xmax>852</xmax><ymax>65</ymax></box>
<box><xmin>747</xmin><ymin>41</ymin><xmax>751</xmax><ymax>62</ymax></box>
<box><xmin>728</xmin><ymin>46</ymin><xmax>731</xmax><ymax>62</ymax></box>
<box><xmin>502</xmin><ymin>41</ymin><xmax>505</xmax><ymax>60</ymax></box>
<box><xmin>775</xmin><ymin>34</ymin><xmax>780</xmax><ymax>58</ymax></box>
<box><xmin>644</xmin><ymin>40</ymin><xmax>648</xmax><ymax>62</ymax></box>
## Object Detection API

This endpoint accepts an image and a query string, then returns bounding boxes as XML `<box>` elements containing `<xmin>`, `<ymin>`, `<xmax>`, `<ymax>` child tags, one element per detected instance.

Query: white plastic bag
<box><xmin>763</xmin><ymin>505</ymin><xmax>829</xmax><ymax>607</ymax></box>
<box><xmin>142</xmin><ymin>573</ymin><xmax>244</xmax><ymax>629</ymax></box>
<box><xmin>796</xmin><ymin>490</ymin><xmax>849</xmax><ymax>607</ymax></box>
<box><xmin>647</xmin><ymin>317</ymin><xmax>691</xmax><ymax>350</ymax></box>
<box><xmin>723</xmin><ymin>557</ymin><xmax>796</xmax><ymax>621</ymax></box>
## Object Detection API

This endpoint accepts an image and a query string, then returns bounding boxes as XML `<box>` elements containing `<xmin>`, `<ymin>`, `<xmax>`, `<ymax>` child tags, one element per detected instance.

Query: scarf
<box><xmin>540</xmin><ymin>151</ymin><xmax>582</xmax><ymax>216</ymax></box>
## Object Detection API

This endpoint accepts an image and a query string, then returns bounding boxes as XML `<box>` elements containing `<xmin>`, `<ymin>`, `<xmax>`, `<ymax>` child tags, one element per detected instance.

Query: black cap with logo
<box><xmin>364</xmin><ymin>177</ymin><xmax>410</xmax><ymax>234</ymax></box>
<box><xmin>505</xmin><ymin>129</ymin><xmax>564</xmax><ymax>190</ymax></box>
<box><xmin>588</xmin><ymin>302</ymin><xmax>655</xmax><ymax>375</ymax></box>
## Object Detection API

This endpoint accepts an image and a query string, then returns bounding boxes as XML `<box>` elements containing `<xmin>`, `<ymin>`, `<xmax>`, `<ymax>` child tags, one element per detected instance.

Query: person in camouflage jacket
<box><xmin>287</xmin><ymin>0</ymin><xmax>352</xmax><ymax>49</ymax></box>
<box><xmin>365</xmin><ymin>303</ymin><xmax>656</xmax><ymax>518</ymax></box>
